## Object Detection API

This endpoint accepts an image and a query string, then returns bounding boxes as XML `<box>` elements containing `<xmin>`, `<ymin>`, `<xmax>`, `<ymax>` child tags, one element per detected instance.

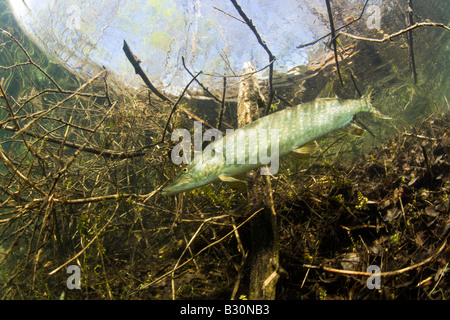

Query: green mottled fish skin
<box><xmin>162</xmin><ymin>89</ymin><xmax>384</xmax><ymax>196</ymax></box>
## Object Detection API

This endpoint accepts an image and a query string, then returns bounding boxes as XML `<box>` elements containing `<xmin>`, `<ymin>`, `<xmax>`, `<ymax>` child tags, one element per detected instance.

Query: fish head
<box><xmin>161</xmin><ymin>160</ymin><xmax>221</xmax><ymax>196</ymax></box>
<box><xmin>161</xmin><ymin>165</ymin><xmax>196</xmax><ymax>196</ymax></box>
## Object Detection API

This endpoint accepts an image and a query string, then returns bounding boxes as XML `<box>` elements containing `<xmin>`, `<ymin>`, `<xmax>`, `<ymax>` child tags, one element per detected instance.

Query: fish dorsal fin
<box><xmin>340</xmin><ymin>122</ymin><xmax>366</xmax><ymax>137</ymax></box>
<box><xmin>317</xmin><ymin>81</ymin><xmax>336</xmax><ymax>98</ymax></box>
<box><xmin>290</xmin><ymin>140</ymin><xmax>320</xmax><ymax>160</ymax></box>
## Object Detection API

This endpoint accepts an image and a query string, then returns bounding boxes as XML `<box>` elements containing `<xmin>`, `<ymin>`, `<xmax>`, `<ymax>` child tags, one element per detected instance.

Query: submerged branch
<box><xmin>406</xmin><ymin>0</ymin><xmax>418</xmax><ymax>84</ymax></box>
<box><xmin>181</xmin><ymin>56</ymin><xmax>221</xmax><ymax>103</ymax></box>
<box><xmin>217</xmin><ymin>76</ymin><xmax>227</xmax><ymax>131</ymax></box>
<box><xmin>338</xmin><ymin>22</ymin><xmax>450</xmax><ymax>43</ymax></box>
<box><xmin>0</xmin><ymin>118</ymin><xmax>147</xmax><ymax>159</ymax></box>
<box><xmin>325</xmin><ymin>0</ymin><xmax>343</xmax><ymax>86</ymax></box>
<box><xmin>161</xmin><ymin>71</ymin><xmax>202</xmax><ymax>142</ymax></box>
<box><xmin>0</xmin><ymin>28</ymin><xmax>63</xmax><ymax>92</ymax></box>
<box><xmin>136</xmin><ymin>208</ymin><xmax>263</xmax><ymax>293</ymax></box>
<box><xmin>123</xmin><ymin>40</ymin><xmax>173</xmax><ymax>103</ymax></box>
<box><xmin>48</xmin><ymin>203</ymin><xmax>120</xmax><ymax>276</ymax></box>
<box><xmin>229</xmin><ymin>0</ymin><xmax>275</xmax><ymax>116</ymax></box>
<box><xmin>303</xmin><ymin>240</ymin><xmax>447</xmax><ymax>278</ymax></box>
<box><xmin>296</xmin><ymin>0</ymin><xmax>370</xmax><ymax>49</ymax></box>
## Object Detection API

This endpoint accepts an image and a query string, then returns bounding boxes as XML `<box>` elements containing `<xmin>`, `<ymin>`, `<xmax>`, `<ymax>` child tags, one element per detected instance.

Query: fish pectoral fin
<box><xmin>290</xmin><ymin>141</ymin><xmax>320</xmax><ymax>160</ymax></box>
<box><xmin>341</xmin><ymin>123</ymin><xmax>366</xmax><ymax>137</ymax></box>
<box><xmin>219</xmin><ymin>174</ymin><xmax>246</xmax><ymax>184</ymax></box>
<box><xmin>219</xmin><ymin>174</ymin><xmax>247</xmax><ymax>192</ymax></box>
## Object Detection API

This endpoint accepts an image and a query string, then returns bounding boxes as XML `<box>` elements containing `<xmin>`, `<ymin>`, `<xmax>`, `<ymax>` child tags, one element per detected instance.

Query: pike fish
<box><xmin>162</xmin><ymin>88</ymin><xmax>389</xmax><ymax>196</ymax></box>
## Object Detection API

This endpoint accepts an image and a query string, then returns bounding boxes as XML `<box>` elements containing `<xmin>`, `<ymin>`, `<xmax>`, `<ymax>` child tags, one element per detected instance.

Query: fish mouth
<box><xmin>161</xmin><ymin>179</ymin><xmax>194</xmax><ymax>196</ymax></box>
<box><xmin>161</xmin><ymin>186</ymin><xmax>185</xmax><ymax>196</ymax></box>
<box><xmin>161</xmin><ymin>188</ymin><xmax>177</xmax><ymax>196</ymax></box>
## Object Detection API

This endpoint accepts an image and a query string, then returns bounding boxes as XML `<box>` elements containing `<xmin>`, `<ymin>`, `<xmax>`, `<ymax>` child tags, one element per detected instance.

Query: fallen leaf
<box><xmin>424</xmin><ymin>206</ymin><xmax>439</xmax><ymax>217</ymax></box>
<box><xmin>384</xmin><ymin>207</ymin><xmax>400</xmax><ymax>221</ymax></box>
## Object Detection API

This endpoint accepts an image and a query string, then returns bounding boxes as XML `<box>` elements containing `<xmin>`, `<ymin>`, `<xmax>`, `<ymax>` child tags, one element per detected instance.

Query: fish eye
<box><xmin>181</xmin><ymin>167</ymin><xmax>189</xmax><ymax>174</ymax></box>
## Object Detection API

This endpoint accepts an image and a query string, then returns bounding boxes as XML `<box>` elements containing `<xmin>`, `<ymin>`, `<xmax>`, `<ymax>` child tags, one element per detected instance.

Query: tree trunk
<box><xmin>237</xmin><ymin>62</ymin><xmax>279</xmax><ymax>300</ymax></box>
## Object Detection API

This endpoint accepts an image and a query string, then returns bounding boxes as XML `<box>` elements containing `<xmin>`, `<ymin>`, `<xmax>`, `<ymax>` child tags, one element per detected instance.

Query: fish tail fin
<box><xmin>370</xmin><ymin>106</ymin><xmax>392</xmax><ymax>119</ymax></box>
<box><xmin>362</xmin><ymin>86</ymin><xmax>391</xmax><ymax>120</ymax></box>
<box><xmin>362</xmin><ymin>85</ymin><xmax>374</xmax><ymax>102</ymax></box>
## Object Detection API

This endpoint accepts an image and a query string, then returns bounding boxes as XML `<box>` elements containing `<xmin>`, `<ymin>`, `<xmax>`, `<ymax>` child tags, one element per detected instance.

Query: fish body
<box><xmin>162</xmin><ymin>88</ymin><xmax>387</xmax><ymax>196</ymax></box>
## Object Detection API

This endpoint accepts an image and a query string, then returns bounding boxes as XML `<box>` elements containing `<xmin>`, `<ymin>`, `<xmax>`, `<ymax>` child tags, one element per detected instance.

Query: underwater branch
<box><xmin>338</xmin><ymin>21</ymin><xmax>450</xmax><ymax>43</ymax></box>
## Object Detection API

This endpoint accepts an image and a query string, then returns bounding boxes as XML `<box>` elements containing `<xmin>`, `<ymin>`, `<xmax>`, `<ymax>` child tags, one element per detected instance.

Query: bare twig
<box><xmin>48</xmin><ymin>202</ymin><xmax>120</xmax><ymax>276</ymax></box>
<box><xmin>122</xmin><ymin>51</ymin><xmax>217</xmax><ymax>133</ymax></box>
<box><xmin>101</xmin><ymin>66</ymin><xmax>114</xmax><ymax>107</ymax></box>
<box><xmin>0</xmin><ymin>28</ymin><xmax>63</xmax><ymax>92</ymax></box>
<box><xmin>1</xmin><ymin>72</ymin><xmax>160</xmax><ymax>159</ymax></box>
<box><xmin>0</xmin><ymin>148</ymin><xmax>47</xmax><ymax>197</ymax></box>
<box><xmin>338</xmin><ymin>22</ymin><xmax>450</xmax><ymax>43</ymax></box>
<box><xmin>46</xmin><ymin>101</ymin><xmax>116</xmax><ymax>196</ymax></box>
<box><xmin>18</xmin><ymin>89</ymin><xmax>106</xmax><ymax>108</ymax></box>
<box><xmin>296</xmin><ymin>0</ymin><xmax>370</xmax><ymax>49</ymax></box>
<box><xmin>303</xmin><ymin>240</ymin><xmax>447</xmax><ymax>277</ymax></box>
<box><xmin>181</xmin><ymin>56</ymin><xmax>221</xmax><ymax>103</ymax></box>
<box><xmin>201</xmin><ymin>60</ymin><xmax>274</xmax><ymax>78</ymax></box>
<box><xmin>229</xmin><ymin>0</ymin><xmax>275</xmax><ymax>116</ymax></box>
<box><xmin>406</xmin><ymin>0</ymin><xmax>418</xmax><ymax>84</ymax></box>
<box><xmin>0</xmin><ymin>80</ymin><xmax>43</xmax><ymax>159</ymax></box>
<box><xmin>325</xmin><ymin>0</ymin><xmax>343</xmax><ymax>86</ymax></box>
<box><xmin>217</xmin><ymin>77</ymin><xmax>227</xmax><ymax>131</ymax></box>
<box><xmin>54</xmin><ymin>188</ymin><xmax>160</xmax><ymax>204</ymax></box>
<box><xmin>135</xmin><ymin>208</ymin><xmax>263</xmax><ymax>293</ymax></box>
<box><xmin>171</xmin><ymin>214</ymin><xmax>228</xmax><ymax>299</ymax></box>
<box><xmin>0</xmin><ymin>115</ymin><xmax>151</xmax><ymax>159</ymax></box>
<box><xmin>123</xmin><ymin>40</ymin><xmax>173</xmax><ymax>103</ymax></box>
<box><xmin>161</xmin><ymin>71</ymin><xmax>202</xmax><ymax>142</ymax></box>
<box><xmin>12</xmin><ymin>70</ymin><xmax>106</xmax><ymax>139</ymax></box>
<box><xmin>213</xmin><ymin>6</ymin><xmax>246</xmax><ymax>24</ymax></box>
<box><xmin>181</xmin><ymin>57</ymin><xmax>230</xmax><ymax>132</ymax></box>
